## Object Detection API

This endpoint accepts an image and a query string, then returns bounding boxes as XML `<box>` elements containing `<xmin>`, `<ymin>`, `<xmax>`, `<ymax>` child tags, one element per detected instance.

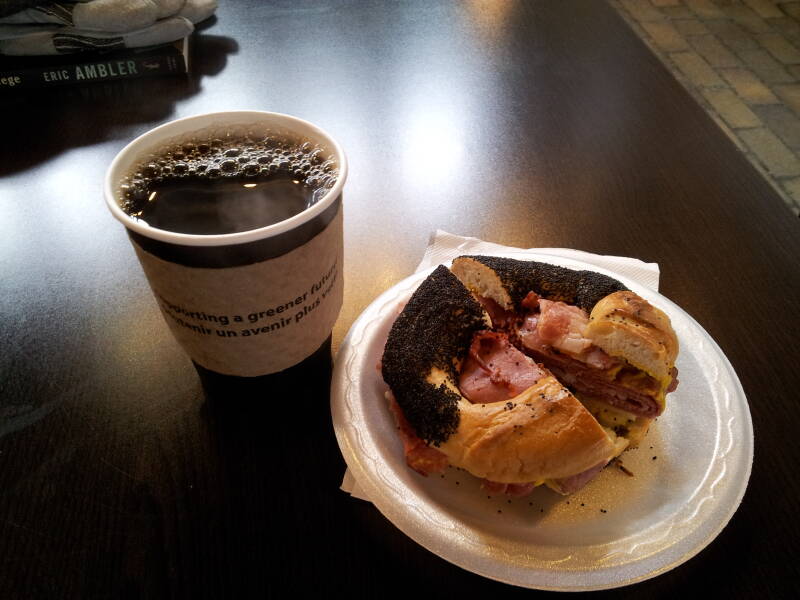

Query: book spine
<box><xmin>0</xmin><ymin>47</ymin><xmax>186</xmax><ymax>91</ymax></box>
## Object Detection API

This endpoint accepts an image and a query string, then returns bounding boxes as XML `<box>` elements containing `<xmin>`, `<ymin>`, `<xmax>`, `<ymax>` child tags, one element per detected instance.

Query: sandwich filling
<box><xmin>478</xmin><ymin>292</ymin><xmax>678</xmax><ymax>419</ymax></box>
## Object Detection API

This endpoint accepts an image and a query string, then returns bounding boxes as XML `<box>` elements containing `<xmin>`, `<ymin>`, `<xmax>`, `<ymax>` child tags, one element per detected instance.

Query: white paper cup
<box><xmin>105</xmin><ymin>111</ymin><xmax>348</xmax><ymax>386</ymax></box>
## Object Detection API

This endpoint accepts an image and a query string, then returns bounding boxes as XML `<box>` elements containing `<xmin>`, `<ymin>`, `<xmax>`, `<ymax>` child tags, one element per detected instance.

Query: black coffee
<box><xmin>118</xmin><ymin>131</ymin><xmax>338</xmax><ymax>234</ymax></box>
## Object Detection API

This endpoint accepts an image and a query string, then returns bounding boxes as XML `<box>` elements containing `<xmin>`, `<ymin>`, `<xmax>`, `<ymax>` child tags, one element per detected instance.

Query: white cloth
<box><xmin>177</xmin><ymin>0</ymin><xmax>215</xmax><ymax>24</ymax></box>
<box><xmin>0</xmin><ymin>0</ymin><xmax>216</xmax><ymax>55</ymax></box>
<box><xmin>340</xmin><ymin>230</ymin><xmax>661</xmax><ymax>502</ymax></box>
<box><xmin>0</xmin><ymin>16</ymin><xmax>193</xmax><ymax>54</ymax></box>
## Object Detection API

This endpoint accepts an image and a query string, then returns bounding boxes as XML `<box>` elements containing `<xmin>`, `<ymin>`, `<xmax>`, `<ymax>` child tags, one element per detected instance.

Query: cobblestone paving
<box><xmin>611</xmin><ymin>0</ymin><xmax>800</xmax><ymax>216</ymax></box>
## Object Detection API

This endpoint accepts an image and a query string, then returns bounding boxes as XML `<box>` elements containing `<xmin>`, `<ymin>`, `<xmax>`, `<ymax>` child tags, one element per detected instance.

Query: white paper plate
<box><xmin>331</xmin><ymin>252</ymin><xmax>753</xmax><ymax>591</ymax></box>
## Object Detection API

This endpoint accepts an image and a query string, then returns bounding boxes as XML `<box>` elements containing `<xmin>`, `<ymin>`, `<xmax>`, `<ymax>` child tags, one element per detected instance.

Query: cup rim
<box><xmin>104</xmin><ymin>111</ymin><xmax>348</xmax><ymax>247</ymax></box>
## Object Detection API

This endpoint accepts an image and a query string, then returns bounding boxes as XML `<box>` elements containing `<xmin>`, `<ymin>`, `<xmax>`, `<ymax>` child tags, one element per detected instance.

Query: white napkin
<box><xmin>339</xmin><ymin>230</ymin><xmax>660</xmax><ymax>502</ymax></box>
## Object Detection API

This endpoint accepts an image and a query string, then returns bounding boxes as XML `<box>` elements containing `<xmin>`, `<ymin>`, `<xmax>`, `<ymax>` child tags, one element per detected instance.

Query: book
<box><xmin>0</xmin><ymin>37</ymin><xmax>189</xmax><ymax>91</ymax></box>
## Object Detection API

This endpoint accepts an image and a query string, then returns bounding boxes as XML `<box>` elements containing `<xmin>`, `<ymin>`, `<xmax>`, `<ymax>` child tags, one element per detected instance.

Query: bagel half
<box><xmin>450</xmin><ymin>255</ymin><xmax>627</xmax><ymax>312</ymax></box>
<box><xmin>381</xmin><ymin>265</ymin><xmax>489</xmax><ymax>446</ymax></box>
<box><xmin>381</xmin><ymin>257</ymin><xmax>679</xmax><ymax>495</ymax></box>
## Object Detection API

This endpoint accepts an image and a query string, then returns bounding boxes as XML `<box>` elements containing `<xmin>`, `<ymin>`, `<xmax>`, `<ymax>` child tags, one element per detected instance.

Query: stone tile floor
<box><xmin>611</xmin><ymin>0</ymin><xmax>800</xmax><ymax>216</ymax></box>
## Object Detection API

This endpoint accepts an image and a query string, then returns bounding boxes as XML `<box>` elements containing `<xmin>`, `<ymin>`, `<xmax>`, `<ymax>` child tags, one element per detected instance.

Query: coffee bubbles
<box><xmin>117</xmin><ymin>124</ymin><xmax>339</xmax><ymax>235</ymax></box>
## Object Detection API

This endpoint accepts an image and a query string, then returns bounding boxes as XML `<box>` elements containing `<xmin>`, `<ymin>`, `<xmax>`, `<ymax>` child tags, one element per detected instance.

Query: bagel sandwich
<box><xmin>381</xmin><ymin>258</ymin><xmax>679</xmax><ymax>496</ymax></box>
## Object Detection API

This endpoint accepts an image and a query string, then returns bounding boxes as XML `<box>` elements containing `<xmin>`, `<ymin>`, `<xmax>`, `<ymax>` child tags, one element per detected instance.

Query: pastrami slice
<box><xmin>458</xmin><ymin>331</ymin><xmax>546</xmax><ymax>404</ymax></box>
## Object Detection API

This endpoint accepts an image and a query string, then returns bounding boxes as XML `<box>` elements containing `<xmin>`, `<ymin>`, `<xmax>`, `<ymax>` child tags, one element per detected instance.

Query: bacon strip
<box><xmin>537</xmin><ymin>299</ymin><xmax>594</xmax><ymax>356</ymax></box>
<box><xmin>475</xmin><ymin>296</ymin><xmax>517</xmax><ymax>330</ymax></box>
<box><xmin>388</xmin><ymin>394</ymin><xmax>448</xmax><ymax>476</ymax></box>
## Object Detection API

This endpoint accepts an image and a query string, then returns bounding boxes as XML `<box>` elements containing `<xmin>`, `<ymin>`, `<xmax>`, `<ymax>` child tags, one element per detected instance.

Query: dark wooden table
<box><xmin>2</xmin><ymin>1</ymin><xmax>799</xmax><ymax>597</ymax></box>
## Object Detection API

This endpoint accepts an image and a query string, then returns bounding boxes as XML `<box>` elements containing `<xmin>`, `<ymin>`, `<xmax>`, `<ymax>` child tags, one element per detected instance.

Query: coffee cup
<box><xmin>104</xmin><ymin>111</ymin><xmax>347</xmax><ymax>396</ymax></box>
